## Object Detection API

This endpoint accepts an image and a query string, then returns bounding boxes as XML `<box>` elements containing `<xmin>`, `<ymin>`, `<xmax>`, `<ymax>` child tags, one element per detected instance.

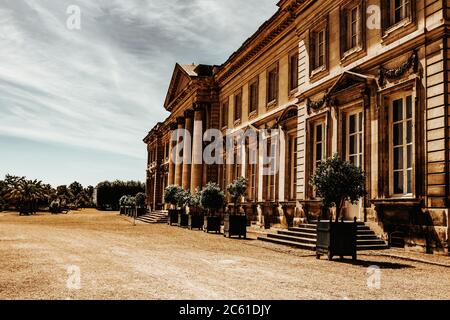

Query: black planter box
<box><xmin>316</xmin><ymin>218</ymin><xmax>357</xmax><ymax>261</ymax></box>
<box><xmin>204</xmin><ymin>216</ymin><xmax>221</xmax><ymax>233</ymax></box>
<box><xmin>168</xmin><ymin>209</ymin><xmax>180</xmax><ymax>226</ymax></box>
<box><xmin>188</xmin><ymin>214</ymin><xmax>204</xmax><ymax>230</ymax></box>
<box><xmin>136</xmin><ymin>207</ymin><xmax>146</xmax><ymax>217</ymax></box>
<box><xmin>224</xmin><ymin>214</ymin><xmax>247</xmax><ymax>239</ymax></box>
<box><xmin>178</xmin><ymin>213</ymin><xmax>189</xmax><ymax>228</ymax></box>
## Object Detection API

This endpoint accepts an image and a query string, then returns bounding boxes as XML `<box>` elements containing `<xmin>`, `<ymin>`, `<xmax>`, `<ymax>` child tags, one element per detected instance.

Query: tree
<box><xmin>135</xmin><ymin>192</ymin><xmax>146</xmax><ymax>208</ymax></box>
<box><xmin>69</xmin><ymin>181</ymin><xmax>83</xmax><ymax>202</ymax></box>
<box><xmin>310</xmin><ymin>154</ymin><xmax>366</xmax><ymax>222</ymax></box>
<box><xmin>5</xmin><ymin>179</ymin><xmax>46</xmax><ymax>215</ymax></box>
<box><xmin>200</xmin><ymin>183</ymin><xmax>225</xmax><ymax>216</ymax></box>
<box><xmin>227</xmin><ymin>177</ymin><xmax>248</xmax><ymax>215</ymax></box>
<box><xmin>164</xmin><ymin>185</ymin><xmax>184</xmax><ymax>208</ymax></box>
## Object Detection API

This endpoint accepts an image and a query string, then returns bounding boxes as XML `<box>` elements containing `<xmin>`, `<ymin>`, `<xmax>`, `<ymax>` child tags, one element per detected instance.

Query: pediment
<box><xmin>164</xmin><ymin>63</ymin><xmax>198</xmax><ymax>110</ymax></box>
<box><xmin>328</xmin><ymin>71</ymin><xmax>375</xmax><ymax>95</ymax></box>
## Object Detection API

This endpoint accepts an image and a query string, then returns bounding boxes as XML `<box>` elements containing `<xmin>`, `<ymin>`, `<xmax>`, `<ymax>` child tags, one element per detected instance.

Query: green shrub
<box><xmin>164</xmin><ymin>185</ymin><xmax>184</xmax><ymax>207</ymax></box>
<box><xmin>200</xmin><ymin>183</ymin><xmax>225</xmax><ymax>216</ymax></box>
<box><xmin>50</xmin><ymin>201</ymin><xmax>61</xmax><ymax>214</ymax></box>
<box><xmin>135</xmin><ymin>193</ymin><xmax>146</xmax><ymax>208</ymax></box>
<box><xmin>310</xmin><ymin>154</ymin><xmax>366</xmax><ymax>222</ymax></box>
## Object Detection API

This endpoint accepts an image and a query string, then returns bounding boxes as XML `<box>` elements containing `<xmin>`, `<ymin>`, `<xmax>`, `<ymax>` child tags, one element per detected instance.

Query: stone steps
<box><xmin>136</xmin><ymin>211</ymin><xmax>168</xmax><ymax>224</ymax></box>
<box><xmin>258</xmin><ymin>222</ymin><xmax>389</xmax><ymax>251</ymax></box>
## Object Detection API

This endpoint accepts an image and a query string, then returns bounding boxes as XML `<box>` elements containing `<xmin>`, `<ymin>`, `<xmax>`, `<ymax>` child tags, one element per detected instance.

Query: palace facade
<box><xmin>144</xmin><ymin>0</ymin><xmax>450</xmax><ymax>254</ymax></box>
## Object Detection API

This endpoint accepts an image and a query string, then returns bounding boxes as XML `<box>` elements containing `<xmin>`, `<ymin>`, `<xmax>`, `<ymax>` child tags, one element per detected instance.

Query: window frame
<box><xmin>248</xmin><ymin>76</ymin><xmax>259</xmax><ymax>117</ymax></box>
<box><xmin>345</xmin><ymin>109</ymin><xmax>364</xmax><ymax>168</ymax></box>
<box><xmin>309</xmin><ymin>18</ymin><xmax>329</xmax><ymax>80</ymax></box>
<box><xmin>266</xmin><ymin>62</ymin><xmax>279</xmax><ymax>108</ymax></box>
<box><xmin>388</xmin><ymin>92</ymin><xmax>415</xmax><ymax>198</ymax></box>
<box><xmin>233</xmin><ymin>89</ymin><xmax>242</xmax><ymax>124</ymax></box>
<box><xmin>221</xmin><ymin>99</ymin><xmax>229</xmax><ymax>130</ymax></box>
<box><xmin>288</xmin><ymin>50</ymin><xmax>299</xmax><ymax>94</ymax></box>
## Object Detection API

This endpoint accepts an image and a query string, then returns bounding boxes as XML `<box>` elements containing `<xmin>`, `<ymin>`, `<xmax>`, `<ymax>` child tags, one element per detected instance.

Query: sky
<box><xmin>0</xmin><ymin>0</ymin><xmax>276</xmax><ymax>187</ymax></box>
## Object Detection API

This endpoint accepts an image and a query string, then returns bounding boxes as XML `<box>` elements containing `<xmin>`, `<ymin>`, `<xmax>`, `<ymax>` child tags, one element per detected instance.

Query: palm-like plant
<box><xmin>5</xmin><ymin>179</ymin><xmax>46</xmax><ymax>215</ymax></box>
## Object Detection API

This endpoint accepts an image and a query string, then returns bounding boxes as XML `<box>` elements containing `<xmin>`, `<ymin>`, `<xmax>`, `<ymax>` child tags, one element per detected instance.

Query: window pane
<box><xmin>394</xmin><ymin>123</ymin><xmax>403</xmax><ymax>146</ymax></box>
<box><xmin>316</xmin><ymin>124</ymin><xmax>323</xmax><ymax>142</ymax></box>
<box><xmin>394</xmin><ymin>171</ymin><xmax>404</xmax><ymax>194</ymax></box>
<box><xmin>393</xmin><ymin>99</ymin><xmax>403</xmax><ymax>122</ymax></box>
<box><xmin>407</xmin><ymin>145</ymin><xmax>412</xmax><ymax>169</ymax></box>
<box><xmin>406</xmin><ymin>95</ymin><xmax>413</xmax><ymax>119</ymax></box>
<box><xmin>349</xmin><ymin>114</ymin><xmax>356</xmax><ymax>134</ymax></box>
<box><xmin>350</xmin><ymin>155</ymin><xmax>357</xmax><ymax>165</ymax></box>
<box><xmin>406</xmin><ymin>120</ymin><xmax>412</xmax><ymax>144</ymax></box>
<box><xmin>394</xmin><ymin>147</ymin><xmax>403</xmax><ymax>170</ymax></box>
<box><xmin>350</xmin><ymin>135</ymin><xmax>357</xmax><ymax>155</ymax></box>
<box><xmin>407</xmin><ymin>170</ymin><xmax>412</xmax><ymax>194</ymax></box>
<box><xmin>359</xmin><ymin>133</ymin><xmax>363</xmax><ymax>153</ymax></box>
<box><xmin>316</xmin><ymin>143</ymin><xmax>322</xmax><ymax>162</ymax></box>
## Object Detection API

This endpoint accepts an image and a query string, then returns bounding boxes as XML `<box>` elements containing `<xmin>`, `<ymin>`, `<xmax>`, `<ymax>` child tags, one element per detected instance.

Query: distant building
<box><xmin>144</xmin><ymin>0</ymin><xmax>449</xmax><ymax>254</ymax></box>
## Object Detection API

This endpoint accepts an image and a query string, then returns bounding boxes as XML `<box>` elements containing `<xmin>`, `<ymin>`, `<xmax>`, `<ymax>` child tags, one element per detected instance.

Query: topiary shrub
<box><xmin>164</xmin><ymin>185</ymin><xmax>184</xmax><ymax>208</ymax></box>
<box><xmin>201</xmin><ymin>183</ymin><xmax>225</xmax><ymax>216</ymax></box>
<box><xmin>310</xmin><ymin>154</ymin><xmax>366</xmax><ymax>222</ymax></box>
<box><xmin>135</xmin><ymin>192</ymin><xmax>146</xmax><ymax>208</ymax></box>
<box><xmin>227</xmin><ymin>177</ymin><xmax>248</xmax><ymax>215</ymax></box>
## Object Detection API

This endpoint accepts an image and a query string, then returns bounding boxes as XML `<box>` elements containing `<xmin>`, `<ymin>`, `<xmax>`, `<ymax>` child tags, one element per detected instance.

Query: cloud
<box><xmin>0</xmin><ymin>0</ymin><xmax>276</xmax><ymax>159</ymax></box>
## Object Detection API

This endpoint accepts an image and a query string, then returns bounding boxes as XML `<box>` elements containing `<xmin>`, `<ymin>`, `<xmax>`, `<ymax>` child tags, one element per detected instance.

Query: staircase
<box><xmin>258</xmin><ymin>222</ymin><xmax>389</xmax><ymax>251</ymax></box>
<box><xmin>136</xmin><ymin>211</ymin><xmax>168</xmax><ymax>224</ymax></box>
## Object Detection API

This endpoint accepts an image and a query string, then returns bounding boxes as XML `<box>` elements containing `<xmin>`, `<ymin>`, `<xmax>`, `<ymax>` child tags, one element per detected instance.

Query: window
<box><xmin>392</xmin><ymin>0</ymin><xmax>411</xmax><ymax>25</ymax></box>
<box><xmin>234</xmin><ymin>90</ymin><xmax>242</xmax><ymax>122</ymax></box>
<box><xmin>221</xmin><ymin>100</ymin><xmax>229</xmax><ymax>128</ymax></box>
<box><xmin>248</xmin><ymin>78</ymin><xmax>259</xmax><ymax>115</ymax></box>
<box><xmin>289</xmin><ymin>52</ymin><xmax>299</xmax><ymax>92</ymax></box>
<box><xmin>314</xmin><ymin>29</ymin><xmax>326</xmax><ymax>70</ymax></box>
<box><xmin>313</xmin><ymin>123</ymin><xmax>326</xmax><ymax>170</ymax></box>
<box><xmin>267</xmin><ymin>64</ymin><xmax>279</xmax><ymax>105</ymax></box>
<box><xmin>341</xmin><ymin>3</ymin><xmax>362</xmax><ymax>54</ymax></box>
<box><xmin>165</xmin><ymin>142</ymin><xmax>170</xmax><ymax>162</ymax></box>
<box><xmin>391</xmin><ymin>94</ymin><xmax>413</xmax><ymax>196</ymax></box>
<box><xmin>246</xmin><ymin>144</ymin><xmax>258</xmax><ymax>201</ymax></box>
<box><xmin>289</xmin><ymin>135</ymin><xmax>297</xmax><ymax>200</ymax></box>
<box><xmin>383</xmin><ymin>0</ymin><xmax>412</xmax><ymax>29</ymax></box>
<box><xmin>346</xmin><ymin>110</ymin><xmax>363</xmax><ymax>167</ymax></box>
<box><xmin>263</xmin><ymin>138</ymin><xmax>277</xmax><ymax>201</ymax></box>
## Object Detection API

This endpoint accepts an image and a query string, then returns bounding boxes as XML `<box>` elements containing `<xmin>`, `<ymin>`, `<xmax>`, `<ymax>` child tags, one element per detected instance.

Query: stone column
<box><xmin>278</xmin><ymin>127</ymin><xmax>286</xmax><ymax>202</ymax></box>
<box><xmin>174</xmin><ymin>117</ymin><xmax>184</xmax><ymax>186</ymax></box>
<box><xmin>190</xmin><ymin>106</ymin><xmax>204</xmax><ymax>192</ymax></box>
<box><xmin>182</xmin><ymin>110</ymin><xmax>193</xmax><ymax>190</ymax></box>
<box><xmin>168</xmin><ymin>122</ymin><xmax>177</xmax><ymax>186</ymax></box>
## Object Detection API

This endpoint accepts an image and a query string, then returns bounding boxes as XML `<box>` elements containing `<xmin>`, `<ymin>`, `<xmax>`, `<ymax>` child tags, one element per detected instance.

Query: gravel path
<box><xmin>1</xmin><ymin>209</ymin><xmax>449</xmax><ymax>300</ymax></box>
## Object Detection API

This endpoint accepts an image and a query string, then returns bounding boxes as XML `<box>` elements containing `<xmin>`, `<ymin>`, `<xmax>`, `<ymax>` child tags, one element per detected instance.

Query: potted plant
<box><xmin>135</xmin><ymin>192</ymin><xmax>147</xmax><ymax>216</ymax></box>
<box><xmin>224</xmin><ymin>177</ymin><xmax>248</xmax><ymax>238</ymax></box>
<box><xmin>177</xmin><ymin>190</ymin><xmax>190</xmax><ymax>228</ymax></box>
<box><xmin>201</xmin><ymin>183</ymin><xmax>225</xmax><ymax>234</ymax></box>
<box><xmin>310</xmin><ymin>154</ymin><xmax>366</xmax><ymax>261</ymax></box>
<box><xmin>187</xmin><ymin>189</ymin><xmax>204</xmax><ymax>230</ymax></box>
<box><xmin>164</xmin><ymin>185</ymin><xmax>183</xmax><ymax>226</ymax></box>
<box><xmin>119</xmin><ymin>195</ymin><xmax>127</xmax><ymax>215</ymax></box>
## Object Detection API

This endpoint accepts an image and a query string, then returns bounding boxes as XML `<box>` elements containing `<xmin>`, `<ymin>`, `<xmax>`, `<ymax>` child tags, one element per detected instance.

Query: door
<box><xmin>344</xmin><ymin>109</ymin><xmax>363</xmax><ymax>221</ymax></box>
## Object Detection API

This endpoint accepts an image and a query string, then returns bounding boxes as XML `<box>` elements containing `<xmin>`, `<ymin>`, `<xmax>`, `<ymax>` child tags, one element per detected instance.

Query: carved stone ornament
<box><xmin>378</xmin><ymin>52</ymin><xmax>418</xmax><ymax>87</ymax></box>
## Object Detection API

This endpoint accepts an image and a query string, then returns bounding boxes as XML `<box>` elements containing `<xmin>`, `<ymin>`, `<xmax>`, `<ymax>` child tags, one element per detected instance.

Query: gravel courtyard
<box><xmin>1</xmin><ymin>209</ymin><xmax>449</xmax><ymax>300</ymax></box>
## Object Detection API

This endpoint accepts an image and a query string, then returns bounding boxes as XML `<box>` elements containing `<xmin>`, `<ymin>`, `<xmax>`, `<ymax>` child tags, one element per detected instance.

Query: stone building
<box><xmin>144</xmin><ymin>0</ymin><xmax>449</xmax><ymax>254</ymax></box>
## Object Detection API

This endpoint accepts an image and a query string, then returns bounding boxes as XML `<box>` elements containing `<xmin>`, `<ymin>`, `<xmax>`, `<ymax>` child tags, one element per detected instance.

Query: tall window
<box><xmin>289</xmin><ymin>52</ymin><xmax>299</xmax><ymax>92</ymax></box>
<box><xmin>221</xmin><ymin>100</ymin><xmax>228</xmax><ymax>128</ymax></box>
<box><xmin>391</xmin><ymin>94</ymin><xmax>413</xmax><ymax>196</ymax></box>
<box><xmin>267</xmin><ymin>64</ymin><xmax>278</xmax><ymax>104</ymax></box>
<box><xmin>234</xmin><ymin>90</ymin><xmax>242</xmax><ymax>122</ymax></box>
<box><xmin>342</xmin><ymin>4</ymin><xmax>362</xmax><ymax>53</ymax></box>
<box><xmin>314</xmin><ymin>29</ymin><xmax>326</xmax><ymax>69</ymax></box>
<box><xmin>347</xmin><ymin>111</ymin><xmax>363</xmax><ymax>167</ymax></box>
<box><xmin>246</xmin><ymin>144</ymin><xmax>258</xmax><ymax>201</ymax></box>
<box><xmin>313</xmin><ymin>123</ymin><xmax>326</xmax><ymax>170</ymax></box>
<box><xmin>249</xmin><ymin>78</ymin><xmax>259</xmax><ymax>115</ymax></box>
<box><xmin>289</xmin><ymin>135</ymin><xmax>298</xmax><ymax>200</ymax></box>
